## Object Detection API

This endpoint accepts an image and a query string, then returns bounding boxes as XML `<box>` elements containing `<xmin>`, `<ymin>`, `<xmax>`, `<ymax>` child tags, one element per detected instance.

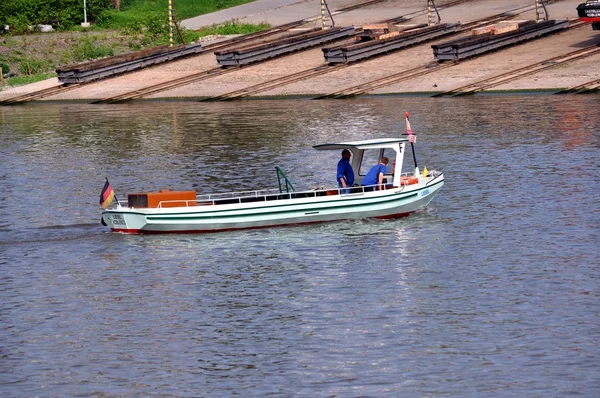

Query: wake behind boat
<box><xmin>100</xmin><ymin>114</ymin><xmax>444</xmax><ymax>233</ymax></box>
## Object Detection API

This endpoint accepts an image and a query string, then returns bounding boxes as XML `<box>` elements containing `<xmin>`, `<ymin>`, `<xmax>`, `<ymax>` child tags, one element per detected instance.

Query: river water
<box><xmin>1</xmin><ymin>95</ymin><xmax>598</xmax><ymax>397</ymax></box>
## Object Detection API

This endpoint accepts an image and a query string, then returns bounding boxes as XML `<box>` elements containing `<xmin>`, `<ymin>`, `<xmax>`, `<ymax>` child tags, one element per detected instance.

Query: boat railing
<box><xmin>198</xmin><ymin>188</ymin><xmax>282</xmax><ymax>201</ymax></box>
<box><xmin>275</xmin><ymin>166</ymin><xmax>295</xmax><ymax>193</ymax></box>
<box><xmin>156</xmin><ymin>199</ymin><xmax>199</xmax><ymax>208</ymax></box>
<box><xmin>153</xmin><ymin>174</ymin><xmax>430</xmax><ymax>208</ymax></box>
<box><xmin>191</xmin><ymin>184</ymin><xmax>405</xmax><ymax>205</ymax></box>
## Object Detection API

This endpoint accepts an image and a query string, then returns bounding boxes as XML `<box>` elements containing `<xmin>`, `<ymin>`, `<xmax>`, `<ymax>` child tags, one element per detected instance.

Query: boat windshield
<box><xmin>358</xmin><ymin>148</ymin><xmax>397</xmax><ymax>176</ymax></box>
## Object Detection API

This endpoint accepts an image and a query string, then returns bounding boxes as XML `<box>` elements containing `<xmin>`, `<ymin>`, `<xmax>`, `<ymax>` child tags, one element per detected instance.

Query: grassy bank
<box><xmin>1</xmin><ymin>0</ymin><xmax>269</xmax><ymax>89</ymax></box>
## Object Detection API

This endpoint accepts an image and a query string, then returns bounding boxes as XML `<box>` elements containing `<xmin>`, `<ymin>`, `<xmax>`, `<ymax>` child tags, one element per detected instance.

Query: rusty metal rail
<box><xmin>323</xmin><ymin>23</ymin><xmax>460</xmax><ymax>64</ymax></box>
<box><xmin>433</xmin><ymin>45</ymin><xmax>600</xmax><ymax>97</ymax></box>
<box><xmin>215</xmin><ymin>27</ymin><xmax>355</xmax><ymax>66</ymax></box>
<box><xmin>315</xmin><ymin>62</ymin><xmax>456</xmax><ymax>99</ymax></box>
<box><xmin>0</xmin><ymin>22</ymin><xmax>315</xmax><ymax>105</ymax></box>
<box><xmin>0</xmin><ymin>84</ymin><xmax>80</xmax><ymax>105</ymax></box>
<box><xmin>91</xmin><ymin>67</ymin><xmax>238</xmax><ymax>104</ymax></box>
<box><xmin>200</xmin><ymin>64</ymin><xmax>350</xmax><ymax>101</ymax></box>
<box><xmin>0</xmin><ymin>0</ymin><xmax>564</xmax><ymax>104</ymax></box>
<box><xmin>432</xmin><ymin>19</ymin><xmax>570</xmax><ymax>61</ymax></box>
<box><xmin>200</xmin><ymin>2</ymin><xmax>566</xmax><ymax>101</ymax></box>
<box><xmin>57</xmin><ymin>43</ymin><xmax>204</xmax><ymax>84</ymax></box>
<box><xmin>555</xmin><ymin>78</ymin><xmax>600</xmax><ymax>94</ymax></box>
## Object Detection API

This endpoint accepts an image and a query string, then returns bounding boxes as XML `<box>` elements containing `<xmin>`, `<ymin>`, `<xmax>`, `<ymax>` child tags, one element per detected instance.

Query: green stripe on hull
<box><xmin>146</xmin><ymin>190</ymin><xmax>421</xmax><ymax>221</ymax></box>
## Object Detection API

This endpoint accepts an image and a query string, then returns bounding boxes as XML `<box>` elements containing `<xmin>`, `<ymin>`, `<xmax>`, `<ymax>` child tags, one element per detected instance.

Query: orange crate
<box><xmin>128</xmin><ymin>190</ymin><xmax>196</xmax><ymax>208</ymax></box>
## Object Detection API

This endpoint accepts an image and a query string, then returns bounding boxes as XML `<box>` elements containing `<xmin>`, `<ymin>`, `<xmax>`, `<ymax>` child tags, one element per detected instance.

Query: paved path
<box><xmin>181</xmin><ymin>0</ymin><xmax>304</xmax><ymax>30</ymax></box>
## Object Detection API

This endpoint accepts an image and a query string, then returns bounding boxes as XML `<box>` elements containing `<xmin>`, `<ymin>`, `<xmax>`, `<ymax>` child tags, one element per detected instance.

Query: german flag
<box><xmin>99</xmin><ymin>178</ymin><xmax>115</xmax><ymax>209</ymax></box>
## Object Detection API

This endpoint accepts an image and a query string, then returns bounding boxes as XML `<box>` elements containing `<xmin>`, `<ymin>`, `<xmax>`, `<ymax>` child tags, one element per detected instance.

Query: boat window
<box><xmin>359</xmin><ymin>149</ymin><xmax>381</xmax><ymax>175</ymax></box>
<box><xmin>382</xmin><ymin>148</ymin><xmax>396</xmax><ymax>173</ymax></box>
<box><xmin>359</xmin><ymin>148</ymin><xmax>396</xmax><ymax>175</ymax></box>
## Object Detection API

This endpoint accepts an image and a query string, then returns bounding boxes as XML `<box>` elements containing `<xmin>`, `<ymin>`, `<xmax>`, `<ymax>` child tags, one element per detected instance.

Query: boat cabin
<box><xmin>313</xmin><ymin>137</ymin><xmax>418</xmax><ymax>188</ymax></box>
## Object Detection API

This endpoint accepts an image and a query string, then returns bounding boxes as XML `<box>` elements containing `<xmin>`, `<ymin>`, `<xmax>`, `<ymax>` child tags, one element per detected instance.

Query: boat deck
<box><xmin>145</xmin><ymin>174</ymin><xmax>425</xmax><ymax>209</ymax></box>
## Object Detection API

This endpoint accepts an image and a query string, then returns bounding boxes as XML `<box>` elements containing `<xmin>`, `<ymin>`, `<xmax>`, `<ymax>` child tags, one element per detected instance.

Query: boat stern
<box><xmin>101</xmin><ymin>208</ymin><xmax>147</xmax><ymax>233</ymax></box>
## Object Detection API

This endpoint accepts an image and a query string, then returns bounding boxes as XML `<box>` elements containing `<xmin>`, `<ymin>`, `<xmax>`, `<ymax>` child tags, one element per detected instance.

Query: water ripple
<box><xmin>1</xmin><ymin>97</ymin><xmax>598</xmax><ymax>397</ymax></box>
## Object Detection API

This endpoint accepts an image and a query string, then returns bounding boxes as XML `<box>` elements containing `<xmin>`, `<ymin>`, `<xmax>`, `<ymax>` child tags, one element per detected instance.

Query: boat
<box><xmin>101</xmin><ymin>115</ymin><xmax>444</xmax><ymax>233</ymax></box>
<box><xmin>577</xmin><ymin>0</ymin><xmax>600</xmax><ymax>30</ymax></box>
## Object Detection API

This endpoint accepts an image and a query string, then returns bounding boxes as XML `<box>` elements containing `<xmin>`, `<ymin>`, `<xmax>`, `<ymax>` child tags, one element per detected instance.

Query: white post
<box><xmin>81</xmin><ymin>0</ymin><xmax>90</xmax><ymax>27</ymax></box>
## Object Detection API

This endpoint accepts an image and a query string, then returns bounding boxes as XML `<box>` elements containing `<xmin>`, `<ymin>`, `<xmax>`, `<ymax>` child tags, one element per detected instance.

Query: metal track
<box><xmin>555</xmin><ymin>78</ymin><xmax>600</xmax><ymax>94</ymax></box>
<box><xmin>204</xmin><ymin>2</ymin><xmax>572</xmax><ymax>101</ymax></box>
<box><xmin>433</xmin><ymin>45</ymin><xmax>600</xmax><ymax>97</ymax></box>
<box><xmin>86</xmin><ymin>1</ymin><xmax>405</xmax><ymax>103</ymax></box>
<box><xmin>216</xmin><ymin>27</ymin><xmax>356</xmax><ymax>66</ymax></box>
<box><xmin>0</xmin><ymin>0</ymin><xmax>557</xmax><ymax>104</ymax></box>
<box><xmin>200</xmin><ymin>64</ymin><xmax>350</xmax><ymax>101</ymax></box>
<box><xmin>317</xmin><ymin>17</ymin><xmax>585</xmax><ymax>99</ymax></box>
<box><xmin>432</xmin><ymin>19</ymin><xmax>569</xmax><ymax>61</ymax></box>
<box><xmin>0</xmin><ymin>84</ymin><xmax>80</xmax><ymax>105</ymax></box>
<box><xmin>0</xmin><ymin>20</ymin><xmax>315</xmax><ymax>106</ymax></box>
<box><xmin>315</xmin><ymin>62</ymin><xmax>457</xmax><ymax>99</ymax></box>
<box><xmin>91</xmin><ymin>67</ymin><xmax>239</xmax><ymax>104</ymax></box>
<box><xmin>0</xmin><ymin>0</ymin><xmax>478</xmax><ymax>105</ymax></box>
<box><xmin>57</xmin><ymin>43</ymin><xmax>204</xmax><ymax>84</ymax></box>
<box><xmin>323</xmin><ymin>23</ymin><xmax>460</xmax><ymax>64</ymax></box>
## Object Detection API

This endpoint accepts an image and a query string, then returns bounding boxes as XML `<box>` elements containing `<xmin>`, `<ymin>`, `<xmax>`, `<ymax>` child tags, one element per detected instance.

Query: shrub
<box><xmin>1</xmin><ymin>62</ymin><xmax>10</xmax><ymax>75</ymax></box>
<box><xmin>5</xmin><ymin>14</ymin><xmax>31</xmax><ymax>35</ymax></box>
<box><xmin>71</xmin><ymin>36</ymin><xmax>114</xmax><ymax>62</ymax></box>
<box><xmin>60</xmin><ymin>51</ymin><xmax>72</xmax><ymax>66</ymax></box>
<box><xmin>1</xmin><ymin>0</ymin><xmax>112</xmax><ymax>31</ymax></box>
<box><xmin>19</xmin><ymin>57</ymin><xmax>47</xmax><ymax>75</ymax></box>
<box><xmin>197</xmin><ymin>20</ymin><xmax>270</xmax><ymax>37</ymax></box>
<box><xmin>146</xmin><ymin>14</ymin><xmax>166</xmax><ymax>36</ymax></box>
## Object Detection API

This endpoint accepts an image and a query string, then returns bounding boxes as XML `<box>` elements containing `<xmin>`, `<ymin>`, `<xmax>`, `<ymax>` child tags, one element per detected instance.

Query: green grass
<box><xmin>197</xmin><ymin>20</ymin><xmax>270</xmax><ymax>36</ymax></box>
<box><xmin>4</xmin><ymin>72</ymin><xmax>57</xmax><ymax>87</ymax></box>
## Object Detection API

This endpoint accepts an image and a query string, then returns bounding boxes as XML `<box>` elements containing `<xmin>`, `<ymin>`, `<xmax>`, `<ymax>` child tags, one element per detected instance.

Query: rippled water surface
<box><xmin>1</xmin><ymin>96</ymin><xmax>598</xmax><ymax>397</ymax></box>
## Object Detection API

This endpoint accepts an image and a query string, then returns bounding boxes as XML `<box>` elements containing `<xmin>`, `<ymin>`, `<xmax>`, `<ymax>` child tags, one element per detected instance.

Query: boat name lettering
<box><xmin>421</xmin><ymin>189</ymin><xmax>430</xmax><ymax>197</ymax></box>
<box><xmin>110</xmin><ymin>214</ymin><xmax>126</xmax><ymax>225</ymax></box>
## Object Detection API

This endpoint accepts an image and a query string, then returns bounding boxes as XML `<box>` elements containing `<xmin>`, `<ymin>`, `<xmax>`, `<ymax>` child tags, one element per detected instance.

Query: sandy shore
<box><xmin>1</xmin><ymin>0</ymin><xmax>598</xmax><ymax>101</ymax></box>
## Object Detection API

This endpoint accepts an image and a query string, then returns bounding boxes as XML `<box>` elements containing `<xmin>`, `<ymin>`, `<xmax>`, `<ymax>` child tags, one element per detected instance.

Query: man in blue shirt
<box><xmin>362</xmin><ymin>157</ymin><xmax>389</xmax><ymax>191</ymax></box>
<box><xmin>337</xmin><ymin>149</ymin><xmax>354</xmax><ymax>192</ymax></box>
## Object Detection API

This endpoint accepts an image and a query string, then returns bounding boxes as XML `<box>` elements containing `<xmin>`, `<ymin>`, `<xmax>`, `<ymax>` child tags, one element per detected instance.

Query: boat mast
<box><xmin>404</xmin><ymin>112</ymin><xmax>419</xmax><ymax>176</ymax></box>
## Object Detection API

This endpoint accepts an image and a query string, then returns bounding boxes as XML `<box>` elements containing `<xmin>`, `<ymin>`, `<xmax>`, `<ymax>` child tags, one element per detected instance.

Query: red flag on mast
<box><xmin>405</xmin><ymin>111</ymin><xmax>416</xmax><ymax>144</ymax></box>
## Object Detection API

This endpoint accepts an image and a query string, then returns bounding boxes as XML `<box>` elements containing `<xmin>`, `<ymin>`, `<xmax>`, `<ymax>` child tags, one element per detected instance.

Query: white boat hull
<box><xmin>101</xmin><ymin>176</ymin><xmax>444</xmax><ymax>233</ymax></box>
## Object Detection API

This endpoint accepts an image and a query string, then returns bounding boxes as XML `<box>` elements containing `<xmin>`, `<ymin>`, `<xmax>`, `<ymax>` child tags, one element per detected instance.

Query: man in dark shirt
<box><xmin>337</xmin><ymin>149</ymin><xmax>354</xmax><ymax>192</ymax></box>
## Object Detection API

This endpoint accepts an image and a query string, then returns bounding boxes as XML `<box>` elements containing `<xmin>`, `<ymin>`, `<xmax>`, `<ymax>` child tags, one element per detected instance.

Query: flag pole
<box><xmin>410</xmin><ymin>140</ymin><xmax>418</xmax><ymax>169</ymax></box>
<box><xmin>107</xmin><ymin>177</ymin><xmax>121</xmax><ymax>207</ymax></box>
<box><xmin>404</xmin><ymin>112</ymin><xmax>419</xmax><ymax>176</ymax></box>
<box><xmin>113</xmin><ymin>184</ymin><xmax>121</xmax><ymax>207</ymax></box>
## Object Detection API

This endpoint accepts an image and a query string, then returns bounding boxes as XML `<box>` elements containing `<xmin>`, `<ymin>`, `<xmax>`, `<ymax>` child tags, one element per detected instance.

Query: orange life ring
<box><xmin>400</xmin><ymin>176</ymin><xmax>419</xmax><ymax>186</ymax></box>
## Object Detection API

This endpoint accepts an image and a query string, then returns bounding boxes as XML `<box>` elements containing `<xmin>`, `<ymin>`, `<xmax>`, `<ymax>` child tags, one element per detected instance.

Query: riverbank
<box><xmin>0</xmin><ymin>0</ymin><xmax>598</xmax><ymax>101</ymax></box>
